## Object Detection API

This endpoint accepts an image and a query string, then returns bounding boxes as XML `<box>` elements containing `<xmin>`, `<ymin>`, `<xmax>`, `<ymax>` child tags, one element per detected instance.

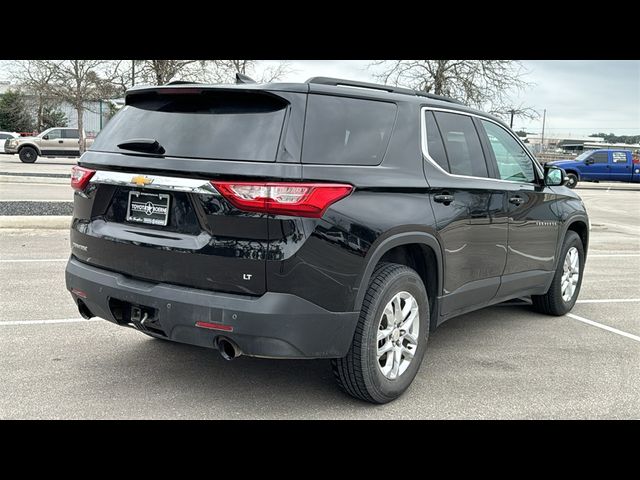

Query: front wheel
<box><xmin>19</xmin><ymin>146</ymin><xmax>38</xmax><ymax>163</ymax></box>
<box><xmin>532</xmin><ymin>231</ymin><xmax>584</xmax><ymax>315</ymax></box>
<box><xmin>565</xmin><ymin>173</ymin><xmax>578</xmax><ymax>188</ymax></box>
<box><xmin>331</xmin><ymin>262</ymin><xmax>429</xmax><ymax>404</ymax></box>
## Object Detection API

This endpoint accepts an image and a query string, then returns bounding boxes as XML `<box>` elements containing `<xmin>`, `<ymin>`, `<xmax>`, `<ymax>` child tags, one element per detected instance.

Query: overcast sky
<box><xmin>264</xmin><ymin>60</ymin><xmax>639</xmax><ymax>137</ymax></box>
<box><xmin>2</xmin><ymin>60</ymin><xmax>638</xmax><ymax>136</ymax></box>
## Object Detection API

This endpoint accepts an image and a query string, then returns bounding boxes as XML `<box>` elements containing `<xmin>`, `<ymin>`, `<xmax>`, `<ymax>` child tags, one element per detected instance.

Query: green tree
<box><xmin>40</xmin><ymin>106</ymin><xmax>68</xmax><ymax>130</ymax></box>
<box><xmin>589</xmin><ymin>132</ymin><xmax>640</xmax><ymax>144</ymax></box>
<box><xmin>0</xmin><ymin>90</ymin><xmax>35</xmax><ymax>132</ymax></box>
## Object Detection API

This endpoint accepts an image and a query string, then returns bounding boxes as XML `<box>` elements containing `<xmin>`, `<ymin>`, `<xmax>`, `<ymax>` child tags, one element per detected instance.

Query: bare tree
<box><xmin>42</xmin><ymin>60</ymin><xmax>126</xmax><ymax>153</ymax></box>
<box><xmin>371</xmin><ymin>60</ymin><xmax>538</xmax><ymax>121</ymax></box>
<box><xmin>204</xmin><ymin>60</ymin><xmax>292</xmax><ymax>84</ymax></box>
<box><xmin>132</xmin><ymin>60</ymin><xmax>292</xmax><ymax>86</ymax></box>
<box><xmin>257</xmin><ymin>61</ymin><xmax>293</xmax><ymax>83</ymax></box>
<box><xmin>10</xmin><ymin>60</ymin><xmax>57</xmax><ymax>130</ymax></box>
<box><xmin>135</xmin><ymin>60</ymin><xmax>208</xmax><ymax>85</ymax></box>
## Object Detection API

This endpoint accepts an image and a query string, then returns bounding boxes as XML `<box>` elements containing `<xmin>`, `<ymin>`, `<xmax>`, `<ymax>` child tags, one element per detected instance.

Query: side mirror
<box><xmin>544</xmin><ymin>165</ymin><xmax>567</xmax><ymax>186</ymax></box>
<box><xmin>585</xmin><ymin>158</ymin><xmax>594</xmax><ymax>165</ymax></box>
<box><xmin>42</xmin><ymin>134</ymin><xmax>49</xmax><ymax>140</ymax></box>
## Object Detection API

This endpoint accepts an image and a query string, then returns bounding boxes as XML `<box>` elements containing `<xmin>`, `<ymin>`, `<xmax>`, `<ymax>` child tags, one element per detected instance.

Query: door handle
<box><xmin>434</xmin><ymin>194</ymin><xmax>454</xmax><ymax>205</ymax></box>
<box><xmin>509</xmin><ymin>196</ymin><xmax>524</xmax><ymax>205</ymax></box>
<box><xmin>58</xmin><ymin>140</ymin><xmax>63</xmax><ymax>143</ymax></box>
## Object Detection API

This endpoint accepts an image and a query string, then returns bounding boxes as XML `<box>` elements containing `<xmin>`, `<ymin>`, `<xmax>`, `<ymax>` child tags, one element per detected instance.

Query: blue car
<box><xmin>547</xmin><ymin>149</ymin><xmax>640</xmax><ymax>188</ymax></box>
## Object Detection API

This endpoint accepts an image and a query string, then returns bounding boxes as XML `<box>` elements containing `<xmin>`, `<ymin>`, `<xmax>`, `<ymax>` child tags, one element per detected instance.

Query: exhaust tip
<box><xmin>216</xmin><ymin>337</ymin><xmax>241</xmax><ymax>361</ymax></box>
<box><xmin>77</xmin><ymin>299</ymin><xmax>94</xmax><ymax>320</ymax></box>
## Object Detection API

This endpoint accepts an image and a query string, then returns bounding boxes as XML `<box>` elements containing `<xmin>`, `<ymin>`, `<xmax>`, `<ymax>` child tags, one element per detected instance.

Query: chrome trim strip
<box><xmin>420</xmin><ymin>106</ymin><xmax>544</xmax><ymax>184</ymax></box>
<box><xmin>89</xmin><ymin>170</ymin><xmax>218</xmax><ymax>194</ymax></box>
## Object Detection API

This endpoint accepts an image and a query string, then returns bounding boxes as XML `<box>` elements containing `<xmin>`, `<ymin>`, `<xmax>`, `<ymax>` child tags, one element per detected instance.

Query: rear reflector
<box><xmin>195</xmin><ymin>321</ymin><xmax>234</xmax><ymax>332</ymax></box>
<box><xmin>211</xmin><ymin>181</ymin><xmax>353</xmax><ymax>218</ymax></box>
<box><xmin>71</xmin><ymin>166</ymin><xmax>96</xmax><ymax>191</ymax></box>
<box><xmin>71</xmin><ymin>288</ymin><xmax>87</xmax><ymax>298</ymax></box>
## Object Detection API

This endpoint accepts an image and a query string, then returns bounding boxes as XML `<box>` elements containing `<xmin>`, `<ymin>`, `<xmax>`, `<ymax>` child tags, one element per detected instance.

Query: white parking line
<box><xmin>0</xmin><ymin>318</ymin><xmax>96</xmax><ymax>326</ymax></box>
<box><xmin>567</xmin><ymin>313</ymin><xmax>640</xmax><ymax>343</ymax></box>
<box><xmin>0</xmin><ymin>258</ymin><xmax>67</xmax><ymax>263</ymax></box>
<box><xmin>589</xmin><ymin>253</ymin><xmax>640</xmax><ymax>258</ymax></box>
<box><xmin>576</xmin><ymin>299</ymin><xmax>640</xmax><ymax>304</ymax></box>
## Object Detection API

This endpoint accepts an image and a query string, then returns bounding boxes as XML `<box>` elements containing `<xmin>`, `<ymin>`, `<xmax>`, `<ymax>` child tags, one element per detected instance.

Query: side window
<box><xmin>433</xmin><ymin>111</ymin><xmax>488</xmax><ymax>177</ymax></box>
<box><xmin>0</xmin><ymin>134</ymin><xmax>9</xmax><ymax>140</ymax></box>
<box><xmin>62</xmin><ymin>129</ymin><xmax>79</xmax><ymax>139</ymax></box>
<box><xmin>302</xmin><ymin>95</ymin><xmax>397</xmax><ymax>165</ymax></box>
<box><xmin>481</xmin><ymin>120</ymin><xmax>535</xmax><ymax>183</ymax></box>
<box><xmin>46</xmin><ymin>129</ymin><xmax>62</xmax><ymax>139</ymax></box>
<box><xmin>590</xmin><ymin>152</ymin><xmax>608</xmax><ymax>163</ymax></box>
<box><xmin>424</xmin><ymin>111</ymin><xmax>449</xmax><ymax>171</ymax></box>
<box><xmin>612</xmin><ymin>152</ymin><xmax>628</xmax><ymax>163</ymax></box>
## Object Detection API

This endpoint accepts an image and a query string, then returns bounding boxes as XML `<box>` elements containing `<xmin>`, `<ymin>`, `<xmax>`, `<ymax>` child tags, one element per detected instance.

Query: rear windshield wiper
<box><xmin>117</xmin><ymin>138</ymin><xmax>165</xmax><ymax>155</ymax></box>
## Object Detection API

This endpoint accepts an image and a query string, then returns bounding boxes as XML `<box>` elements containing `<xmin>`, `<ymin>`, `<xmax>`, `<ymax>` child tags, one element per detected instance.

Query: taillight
<box><xmin>211</xmin><ymin>181</ymin><xmax>353</xmax><ymax>218</ymax></box>
<box><xmin>71</xmin><ymin>166</ymin><xmax>96</xmax><ymax>191</ymax></box>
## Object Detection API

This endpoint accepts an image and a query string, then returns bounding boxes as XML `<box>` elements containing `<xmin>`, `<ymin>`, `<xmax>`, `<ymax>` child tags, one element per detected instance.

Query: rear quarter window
<box><xmin>302</xmin><ymin>95</ymin><xmax>397</xmax><ymax>165</ymax></box>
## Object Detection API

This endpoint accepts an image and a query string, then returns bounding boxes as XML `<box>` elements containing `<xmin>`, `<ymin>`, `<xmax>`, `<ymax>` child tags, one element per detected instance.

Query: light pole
<box><xmin>540</xmin><ymin>109</ymin><xmax>546</xmax><ymax>153</ymax></box>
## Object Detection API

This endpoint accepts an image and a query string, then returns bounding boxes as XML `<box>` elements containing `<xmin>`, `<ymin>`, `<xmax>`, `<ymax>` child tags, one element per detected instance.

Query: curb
<box><xmin>0</xmin><ymin>216</ymin><xmax>71</xmax><ymax>229</ymax></box>
<box><xmin>0</xmin><ymin>171</ymin><xmax>69</xmax><ymax>178</ymax></box>
<box><xmin>0</xmin><ymin>175</ymin><xmax>68</xmax><ymax>185</ymax></box>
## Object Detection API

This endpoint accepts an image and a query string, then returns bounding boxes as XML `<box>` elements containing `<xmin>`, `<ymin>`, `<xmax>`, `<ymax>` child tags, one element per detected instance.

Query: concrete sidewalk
<box><xmin>0</xmin><ymin>216</ymin><xmax>71</xmax><ymax>229</ymax></box>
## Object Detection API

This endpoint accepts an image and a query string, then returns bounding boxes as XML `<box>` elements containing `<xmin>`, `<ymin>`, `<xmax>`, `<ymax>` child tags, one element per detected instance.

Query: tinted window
<box><xmin>91</xmin><ymin>91</ymin><xmax>288</xmax><ymax>162</ymax></box>
<box><xmin>612</xmin><ymin>152</ymin><xmax>628</xmax><ymax>163</ymax></box>
<box><xmin>433</xmin><ymin>112</ymin><xmax>488</xmax><ymax>177</ymax></box>
<box><xmin>481</xmin><ymin>120</ymin><xmax>535</xmax><ymax>182</ymax></box>
<box><xmin>590</xmin><ymin>152</ymin><xmax>608</xmax><ymax>163</ymax></box>
<box><xmin>424</xmin><ymin>111</ymin><xmax>449</xmax><ymax>171</ymax></box>
<box><xmin>46</xmin><ymin>129</ymin><xmax>62</xmax><ymax>139</ymax></box>
<box><xmin>302</xmin><ymin>95</ymin><xmax>396</xmax><ymax>165</ymax></box>
<box><xmin>62</xmin><ymin>129</ymin><xmax>79</xmax><ymax>139</ymax></box>
<box><xmin>0</xmin><ymin>134</ymin><xmax>10</xmax><ymax>139</ymax></box>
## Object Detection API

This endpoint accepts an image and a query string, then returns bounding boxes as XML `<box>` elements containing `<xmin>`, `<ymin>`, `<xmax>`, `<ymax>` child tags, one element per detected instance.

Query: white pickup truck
<box><xmin>4</xmin><ymin>127</ymin><xmax>95</xmax><ymax>163</ymax></box>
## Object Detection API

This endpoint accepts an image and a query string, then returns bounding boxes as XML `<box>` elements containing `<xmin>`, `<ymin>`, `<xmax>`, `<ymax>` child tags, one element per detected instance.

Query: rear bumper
<box><xmin>65</xmin><ymin>257</ymin><xmax>359</xmax><ymax>359</ymax></box>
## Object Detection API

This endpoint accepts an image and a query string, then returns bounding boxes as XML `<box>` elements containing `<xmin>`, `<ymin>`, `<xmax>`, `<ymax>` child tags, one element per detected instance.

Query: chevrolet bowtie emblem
<box><xmin>131</xmin><ymin>175</ymin><xmax>153</xmax><ymax>186</ymax></box>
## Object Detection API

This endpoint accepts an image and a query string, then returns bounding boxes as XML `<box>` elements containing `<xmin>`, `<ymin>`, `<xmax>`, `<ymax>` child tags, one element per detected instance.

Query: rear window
<box><xmin>62</xmin><ymin>129</ymin><xmax>79</xmax><ymax>138</ymax></box>
<box><xmin>302</xmin><ymin>95</ymin><xmax>397</xmax><ymax>165</ymax></box>
<box><xmin>91</xmin><ymin>91</ymin><xmax>288</xmax><ymax>162</ymax></box>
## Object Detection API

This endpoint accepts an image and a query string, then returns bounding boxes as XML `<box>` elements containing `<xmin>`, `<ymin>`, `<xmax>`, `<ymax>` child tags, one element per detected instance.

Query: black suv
<box><xmin>65</xmin><ymin>77</ymin><xmax>589</xmax><ymax>403</ymax></box>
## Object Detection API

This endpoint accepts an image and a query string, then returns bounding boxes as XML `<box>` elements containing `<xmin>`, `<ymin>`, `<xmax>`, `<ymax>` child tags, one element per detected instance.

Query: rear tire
<box><xmin>331</xmin><ymin>262</ymin><xmax>429</xmax><ymax>404</ymax></box>
<box><xmin>19</xmin><ymin>146</ymin><xmax>38</xmax><ymax>163</ymax></box>
<box><xmin>532</xmin><ymin>231</ymin><xmax>584</xmax><ymax>315</ymax></box>
<box><xmin>566</xmin><ymin>173</ymin><xmax>578</xmax><ymax>188</ymax></box>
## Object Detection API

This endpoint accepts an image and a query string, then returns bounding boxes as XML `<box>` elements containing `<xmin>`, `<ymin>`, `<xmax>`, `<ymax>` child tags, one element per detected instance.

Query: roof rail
<box><xmin>306</xmin><ymin>77</ymin><xmax>464</xmax><ymax>105</ymax></box>
<box><xmin>414</xmin><ymin>91</ymin><xmax>465</xmax><ymax>105</ymax></box>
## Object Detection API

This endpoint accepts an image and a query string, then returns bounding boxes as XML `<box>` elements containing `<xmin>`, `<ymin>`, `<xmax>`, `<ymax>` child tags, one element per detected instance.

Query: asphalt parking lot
<box><xmin>0</xmin><ymin>155</ymin><xmax>638</xmax><ymax>419</ymax></box>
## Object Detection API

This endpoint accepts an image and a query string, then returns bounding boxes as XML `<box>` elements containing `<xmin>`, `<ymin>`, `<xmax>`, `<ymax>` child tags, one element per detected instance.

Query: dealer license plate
<box><xmin>126</xmin><ymin>191</ymin><xmax>170</xmax><ymax>226</ymax></box>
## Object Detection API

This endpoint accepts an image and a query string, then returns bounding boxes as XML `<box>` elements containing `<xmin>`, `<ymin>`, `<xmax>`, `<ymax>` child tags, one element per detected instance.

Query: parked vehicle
<box><xmin>65</xmin><ymin>77</ymin><xmax>589</xmax><ymax>403</ymax></box>
<box><xmin>0</xmin><ymin>131</ymin><xmax>20</xmax><ymax>151</ymax></box>
<box><xmin>4</xmin><ymin>127</ymin><xmax>95</xmax><ymax>163</ymax></box>
<box><xmin>547</xmin><ymin>149</ymin><xmax>640</xmax><ymax>188</ymax></box>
